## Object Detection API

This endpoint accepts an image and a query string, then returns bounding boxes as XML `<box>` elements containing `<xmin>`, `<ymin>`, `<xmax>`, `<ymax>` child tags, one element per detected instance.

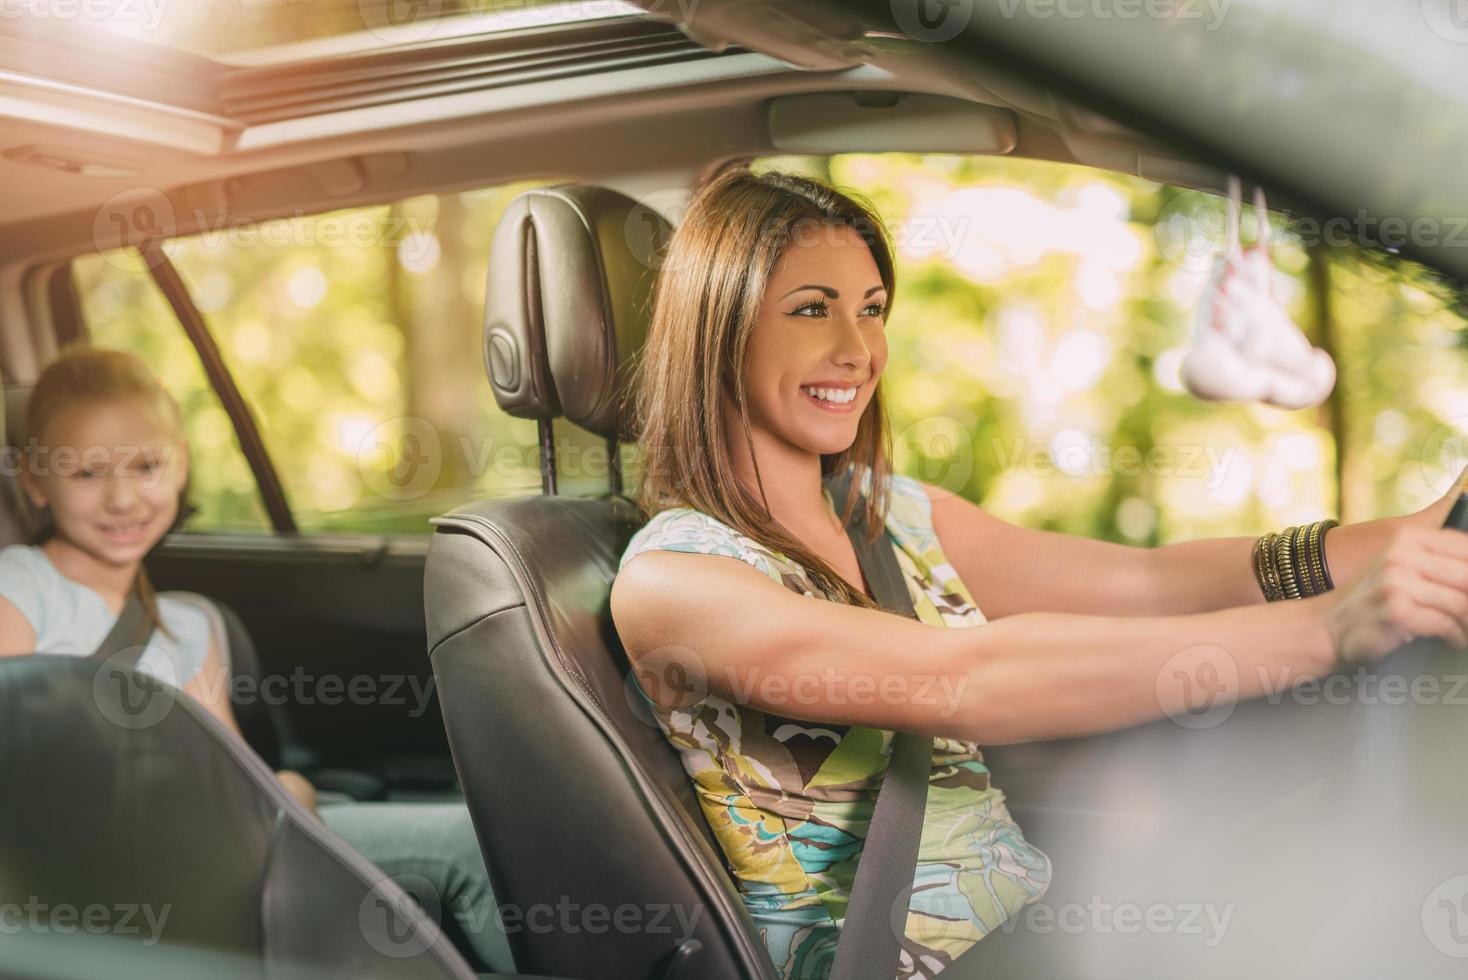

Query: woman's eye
<box><xmin>75</xmin><ymin>470</ymin><xmax>97</xmax><ymax>480</ymax></box>
<box><xmin>790</xmin><ymin>299</ymin><xmax>886</xmax><ymax>319</ymax></box>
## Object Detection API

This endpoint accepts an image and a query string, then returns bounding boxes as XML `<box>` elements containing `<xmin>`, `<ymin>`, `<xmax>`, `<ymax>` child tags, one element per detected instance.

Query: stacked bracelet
<box><xmin>1252</xmin><ymin>518</ymin><xmax>1339</xmax><ymax>601</ymax></box>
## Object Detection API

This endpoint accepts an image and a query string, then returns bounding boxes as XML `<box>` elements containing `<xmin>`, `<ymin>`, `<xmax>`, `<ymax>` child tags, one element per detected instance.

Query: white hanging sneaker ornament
<box><xmin>1178</xmin><ymin>179</ymin><xmax>1336</xmax><ymax>410</ymax></box>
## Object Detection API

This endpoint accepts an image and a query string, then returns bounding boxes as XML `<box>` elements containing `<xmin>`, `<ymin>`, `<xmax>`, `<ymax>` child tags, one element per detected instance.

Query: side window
<box><xmin>75</xmin><ymin>249</ymin><xmax>271</xmax><ymax>532</ymax></box>
<box><xmin>75</xmin><ymin>179</ymin><xmax>560</xmax><ymax>534</ymax></box>
<box><xmin>752</xmin><ymin>154</ymin><xmax>1468</xmax><ymax>543</ymax></box>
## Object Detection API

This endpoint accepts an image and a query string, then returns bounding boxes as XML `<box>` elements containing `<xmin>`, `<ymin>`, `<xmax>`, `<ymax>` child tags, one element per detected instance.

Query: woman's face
<box><xmin>738</xmin><ymin>220</ymin><xmax>889</xmax><ymax>457</ymax></box>
<box><xmin>21</xmin><ymin>397</ymin><xmax>188</xmax><ymax>568</ymax></box>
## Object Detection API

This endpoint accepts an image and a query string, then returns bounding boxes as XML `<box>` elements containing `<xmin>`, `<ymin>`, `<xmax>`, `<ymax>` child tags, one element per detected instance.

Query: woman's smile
<box><xmin>799</xmin><ymin>381</ymin><xmax>864</xmax><ymax>413</ymax></box>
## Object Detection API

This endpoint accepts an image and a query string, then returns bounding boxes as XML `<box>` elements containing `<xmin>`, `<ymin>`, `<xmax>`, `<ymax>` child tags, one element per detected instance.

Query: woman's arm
<box><xmin>1145</xmin><ymin>515</ymin><xmax>1407</xmax><ymax>614</ymax></box>
<box><xmin>1139</xmin><ymin>462</ymin><xmax>1468</xmax><ymax>614</ymax></box>
<box><xmin>927</xmin><ymin>481</ymin><xmax>1411</xmax><ymax>619</ymax></box>
<box><xmin>613</xmin><ymin>547</ymin><xmax>1339</xmax><ymax>747</ymax></box>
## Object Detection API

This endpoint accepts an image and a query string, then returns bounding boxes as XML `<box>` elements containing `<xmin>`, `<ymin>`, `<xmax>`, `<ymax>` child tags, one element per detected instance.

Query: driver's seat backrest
<box><xmin>425</xmin><ymin>184</ymin><xmax>778</xmax><ymax>980</ymax></box>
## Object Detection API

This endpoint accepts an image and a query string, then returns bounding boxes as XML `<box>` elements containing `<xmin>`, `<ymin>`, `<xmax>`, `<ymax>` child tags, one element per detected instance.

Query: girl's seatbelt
<box><xmin>89</xmin><ymin>588</ymin><xmax>155</xmax><ymax>668</ymax></box>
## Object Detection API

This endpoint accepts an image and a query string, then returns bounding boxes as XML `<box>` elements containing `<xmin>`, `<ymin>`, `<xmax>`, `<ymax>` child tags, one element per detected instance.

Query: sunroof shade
<box><xmin>32</xmin><ymin>0</ymin><xmax>646</xmax><ymax>65</ymax></box>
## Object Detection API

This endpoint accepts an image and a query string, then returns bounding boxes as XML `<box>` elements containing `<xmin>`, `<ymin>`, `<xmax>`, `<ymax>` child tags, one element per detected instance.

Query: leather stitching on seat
<box><xmin>429</xmin><ymin>601</ymin><xmax>524</xmax><ymax>653</ymax></box>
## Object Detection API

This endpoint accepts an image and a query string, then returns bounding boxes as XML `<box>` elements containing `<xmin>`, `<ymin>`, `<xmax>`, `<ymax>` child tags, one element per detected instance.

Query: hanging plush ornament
<box><xmin>1178</xmin><ymin>177</ymin><xmax>1336</xmax><ymax>410</ymax></box>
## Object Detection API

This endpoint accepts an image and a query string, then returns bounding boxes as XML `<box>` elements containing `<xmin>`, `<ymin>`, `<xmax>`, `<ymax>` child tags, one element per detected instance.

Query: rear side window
<box><xmin>76</xmin><ymin>249</ymin><xmax>271</xmax><ymax>532</ymax></box>
<box><xmin>76</xmin><ymin>180</ymin><xmax>560</xmax><ymax>534</ymax></box>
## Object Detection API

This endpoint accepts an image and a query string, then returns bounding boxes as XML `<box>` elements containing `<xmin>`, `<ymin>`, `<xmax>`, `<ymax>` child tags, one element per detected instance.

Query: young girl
<box><xmin>0</xmin><ymin>346</ymin><xmax>512</xmax><ymax>974</ymax></box>
<box><xmin>0</xmin><ymin>346</ymin><xmax>317</xmax><ymax>809</ymax></box>
<box><xmin>610</xmin><ymin>168</ymin><xmax>1468</xmax><ymax>980</ymax></box>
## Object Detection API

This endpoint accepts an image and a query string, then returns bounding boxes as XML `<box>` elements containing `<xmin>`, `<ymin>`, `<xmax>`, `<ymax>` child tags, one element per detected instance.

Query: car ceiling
<box><xmin>804</xmin><ymin>0</ymin><xmax>1468</xmax><ymax>282</ymax></box>
<box><xmin>0</xmin><ymin>7</ymin><xmax>1222</xmax><ymax>269</ymax></box>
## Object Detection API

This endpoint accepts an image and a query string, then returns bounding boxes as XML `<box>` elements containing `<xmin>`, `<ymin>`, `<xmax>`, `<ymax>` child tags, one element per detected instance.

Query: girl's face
<box><xmin>21</xmin><ymin>397</ymin><xmax>188</xmax><ymax>568</ymax></box>
<box><xmin>737</xmin><ymin>221</ymin><xmax>889</xmax><ymax>457</ymax></box>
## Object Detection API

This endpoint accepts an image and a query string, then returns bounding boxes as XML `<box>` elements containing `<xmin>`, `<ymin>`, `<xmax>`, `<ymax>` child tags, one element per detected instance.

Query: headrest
<box><xmin>0</xmin><ymin>384</ymin><xmax>33</xmax><ymax>546</ymax></box>
<box><xmin>482</xmin><ymin>184</ymin><xmax>672</xmax><ymax>443</ymax></box>
<box><xmin>5</xmin><ymin>382</ymin><xmax>26</xmax><ymax>450</ymax></box>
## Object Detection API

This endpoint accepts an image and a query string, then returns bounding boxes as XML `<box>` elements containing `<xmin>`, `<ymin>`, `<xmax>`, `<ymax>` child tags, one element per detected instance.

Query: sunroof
<box><xmin>79</xmin><ymin>0</ymin><xmax>647</xmax><ymax>64</ymax></box>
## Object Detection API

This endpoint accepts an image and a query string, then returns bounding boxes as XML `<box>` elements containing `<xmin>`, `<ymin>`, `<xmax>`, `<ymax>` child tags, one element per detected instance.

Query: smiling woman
<box><xmin>614</xmin><ymin>169</ymin><xmax>1055</xmax><ymax>979</ymax></box>
<box><xmin>609</xmin><ymin>166</ymin><xmax>1468</xmax><ymax>980</ymax></box>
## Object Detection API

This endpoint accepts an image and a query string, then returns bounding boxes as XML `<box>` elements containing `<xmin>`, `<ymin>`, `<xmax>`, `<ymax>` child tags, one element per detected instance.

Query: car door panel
<box><xmin>146</xmin><ymin>532</ymin><xmax>453</xmax><ymax>789</ymax></box>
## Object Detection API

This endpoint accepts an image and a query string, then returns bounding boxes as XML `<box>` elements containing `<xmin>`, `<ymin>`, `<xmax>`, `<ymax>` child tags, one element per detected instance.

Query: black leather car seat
<box><xmin>0</xmin><ymin>653</ymin><xmax>477</xmax><ymax>980</ymax></box>
<box><xmin>424</xmin><ymin>185</ymin><xmax>780</xmax><ymax>980</ymax></box>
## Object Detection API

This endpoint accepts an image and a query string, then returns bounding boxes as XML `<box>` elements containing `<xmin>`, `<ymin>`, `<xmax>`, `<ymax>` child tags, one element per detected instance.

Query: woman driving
<box><xmin>609</xmin><ymin>167</ymin><xmax>1468</xmax><ymax>979</ymax></box>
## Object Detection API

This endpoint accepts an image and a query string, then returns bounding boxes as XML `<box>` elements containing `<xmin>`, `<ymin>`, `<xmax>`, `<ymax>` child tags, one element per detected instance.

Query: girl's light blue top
<box><xmin>0</xmin><ymin>544</ymin><xmax>211</xmax><ymax>688</ymax></box>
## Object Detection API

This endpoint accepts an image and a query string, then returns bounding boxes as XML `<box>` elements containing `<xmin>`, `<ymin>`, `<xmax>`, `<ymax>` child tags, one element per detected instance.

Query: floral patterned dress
<box><xmin>617</xmin><ymin>470</ymin><xmax>1052</xmax><ymax>979</ymax></box>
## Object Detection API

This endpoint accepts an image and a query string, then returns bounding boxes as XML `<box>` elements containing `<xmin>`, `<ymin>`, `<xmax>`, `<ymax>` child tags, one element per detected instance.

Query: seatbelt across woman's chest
<box><xmin>822</xmin><ymin>468</ymin><xmax>932</xmax><ymax>980</ymax></box>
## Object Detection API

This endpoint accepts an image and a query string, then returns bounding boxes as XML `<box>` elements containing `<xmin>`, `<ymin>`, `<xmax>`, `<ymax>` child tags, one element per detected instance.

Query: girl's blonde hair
<box><xmin>629</xmin><ymin>168</ymin><xmax>896</xmax><ymax>610</ymax></box>
<box><xmin>24</xmin><ymin>344</ymin><xmax>189</xmax><ymax>636</ymax></box>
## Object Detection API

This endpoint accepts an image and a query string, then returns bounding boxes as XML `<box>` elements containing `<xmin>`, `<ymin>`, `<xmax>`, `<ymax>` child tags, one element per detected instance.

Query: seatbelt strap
<box><xmin>90</xmin><ymin>587</ymin><xmax>155</xmax><ymax>669</ymax></box>
<box><xmin>824</xmin><ymin>468</ymin><xmax>933</xmax><ymax>980</ymax></box>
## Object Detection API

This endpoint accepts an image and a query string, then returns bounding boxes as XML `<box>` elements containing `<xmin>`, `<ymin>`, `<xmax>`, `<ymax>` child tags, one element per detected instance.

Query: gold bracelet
<box><xmin>1289</xmin><ymin>523</ymin><xmax>1314</xmax><ymax>597</ymax></box>
<box><xmin>1253</xmin><ymin>519</ymin><xmax>1342</xmax><ymax>601</ymax></box>
<box><xmin>1274</xmin><ymin>526</ymin><xmax>1301</xmax><ymax>599</ymax></box>
<box><xmin>1251</xmin><ymin>532</ymin><xmax>1270</xmax><ymax>600</ymax></box>
<box><xmin>1302</xmin><ymin>521</ymin><xmax>1326</xmax><ymax>596</ymax></box>
<box><xmin>1258</xmin><ymin>530</ymin><xmax>1285</xmax><ymax>601</ymax></box>
<box><xmin>1251</xmin><ymin>535</ymin><xmax>1273</xmax><ymax>600</ymax></box>
<box><xmin>1256</xmin><ymin>531</ymin><xmax>1280</xmax><ymax>601</ymax></box>
<box><xmin>1303</xmin><ymin>519</ymin><xmax>1327</xmax><ymax>598</ymax></box>
<box><xmin>1264</xmin><ymin>530</ymin><xmax>1288</xmax><ymax>601</ymax></box>
<box><xmin>1317</xmin><ymin>519</ymin><xmax>1340</xmax><ymax>589</ymax></box>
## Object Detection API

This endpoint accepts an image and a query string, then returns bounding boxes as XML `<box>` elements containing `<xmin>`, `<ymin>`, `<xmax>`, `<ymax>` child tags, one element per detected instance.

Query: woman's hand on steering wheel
<box><xmin>1319</xmin><ymin>523</ymin><xmax>1468</xmax><ymax>669</ymax></box>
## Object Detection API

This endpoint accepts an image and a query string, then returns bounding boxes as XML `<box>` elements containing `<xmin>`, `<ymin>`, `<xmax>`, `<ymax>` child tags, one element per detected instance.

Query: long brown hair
<box><xmin>629</xmin><ymin>167</ymin><xmax>897</xmax><ymax>610</ymax></box>
<box><xmin>22</xmin><ymin>345</ymin><xmax>190</xmax><ymax>637</ymax></box>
